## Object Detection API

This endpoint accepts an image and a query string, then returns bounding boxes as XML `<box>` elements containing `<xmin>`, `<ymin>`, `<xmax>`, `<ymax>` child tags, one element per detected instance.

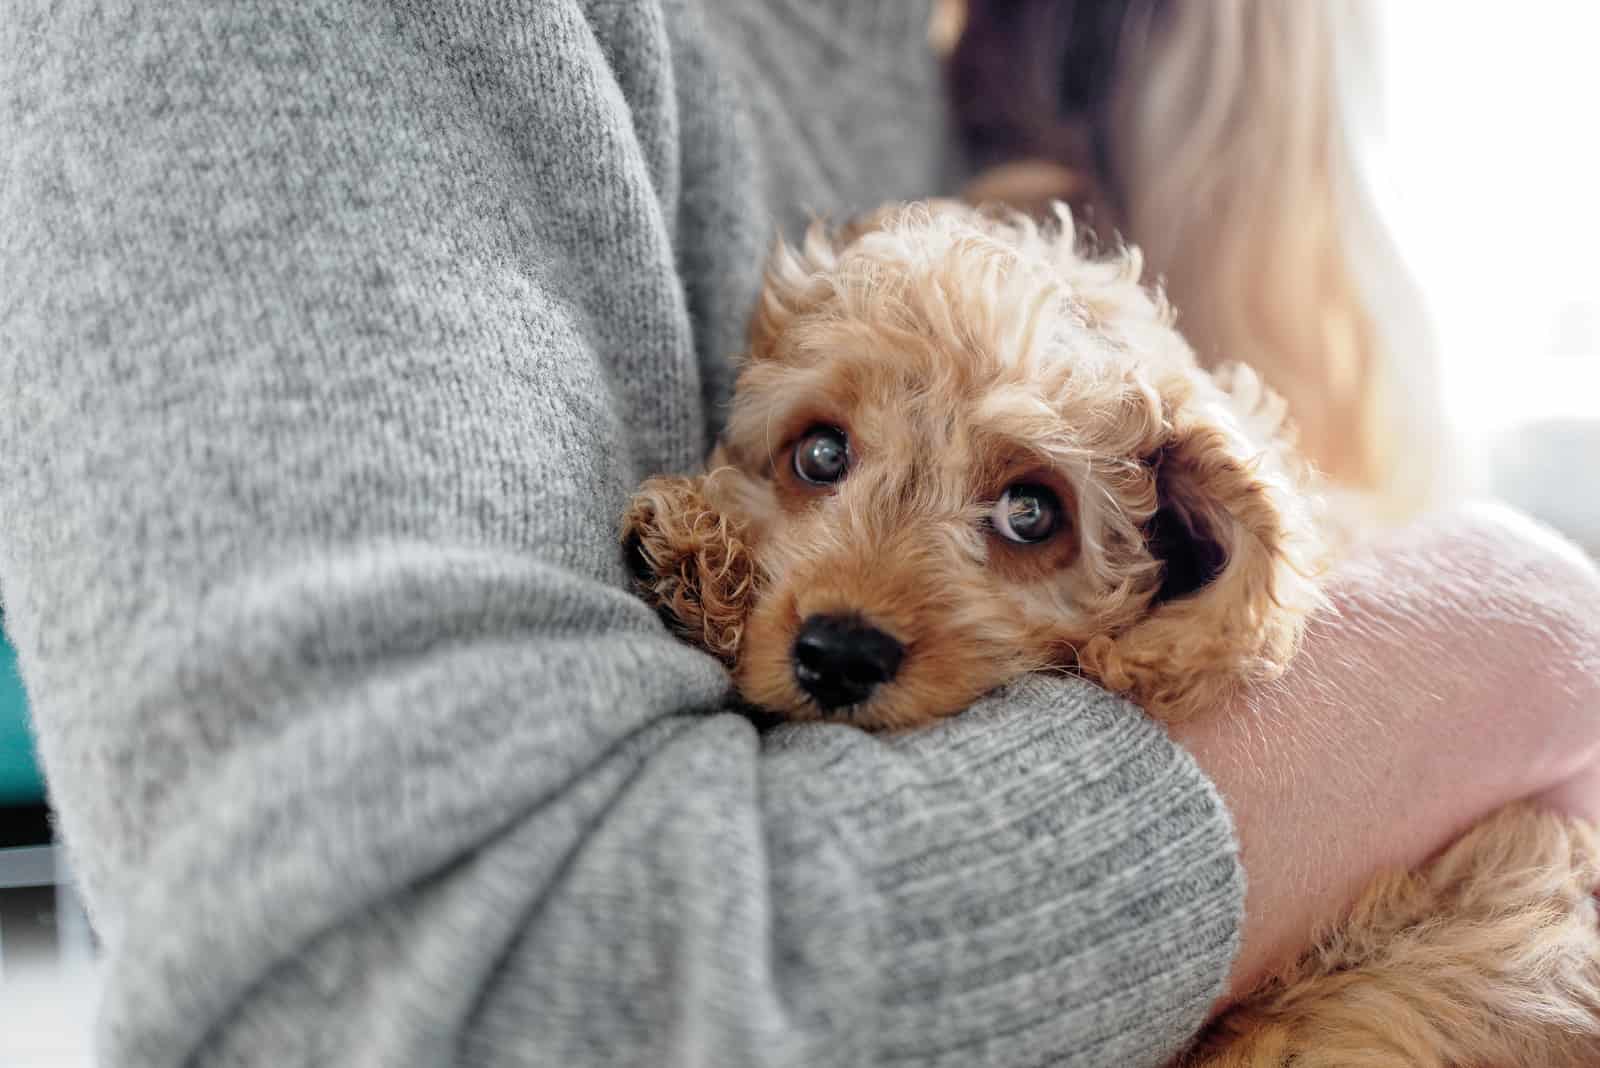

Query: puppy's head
<box><xmin>716</xmin><ymin>203</ymin><xmax>1321</xmax><ymax>728</ymax></box>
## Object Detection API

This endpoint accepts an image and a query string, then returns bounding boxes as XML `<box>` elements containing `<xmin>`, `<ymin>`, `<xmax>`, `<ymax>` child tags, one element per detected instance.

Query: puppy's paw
<box><xmin>621</xmin><ymin>475</ymin><xmax>758</xmax><ymax>665</ymax></box>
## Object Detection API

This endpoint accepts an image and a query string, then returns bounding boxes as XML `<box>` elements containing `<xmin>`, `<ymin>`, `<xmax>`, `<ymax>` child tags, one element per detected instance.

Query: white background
<box><xmin>1381</xmin><ymin>2</ymin><xmax>1600</xmax><ymax>430</ymax></box>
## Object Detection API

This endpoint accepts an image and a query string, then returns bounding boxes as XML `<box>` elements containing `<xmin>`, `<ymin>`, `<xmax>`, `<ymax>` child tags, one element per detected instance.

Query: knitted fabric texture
<box><xmin>0</xmin><ymin>1</ymin><xmax>1242</xmax><ymax>1064</ymax></box>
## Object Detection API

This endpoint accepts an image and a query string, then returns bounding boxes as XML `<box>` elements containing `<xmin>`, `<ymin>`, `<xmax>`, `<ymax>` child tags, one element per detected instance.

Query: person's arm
<box><xmin>0</xmin><ymin>3</ymin><xmax>1242</xmax><ymax>1065</ymax></box>
<box><xmin>1179</xmin><ymin>505</ymin><xmax>1600</xmax><ymax>1007</ymax></box>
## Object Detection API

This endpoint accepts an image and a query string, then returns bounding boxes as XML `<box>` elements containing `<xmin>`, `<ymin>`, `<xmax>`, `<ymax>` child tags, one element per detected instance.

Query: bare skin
<box><xmin>1178</xmin><ymin>504</ymin><xmax>1600</xmax><ymax>1008</ymax></box>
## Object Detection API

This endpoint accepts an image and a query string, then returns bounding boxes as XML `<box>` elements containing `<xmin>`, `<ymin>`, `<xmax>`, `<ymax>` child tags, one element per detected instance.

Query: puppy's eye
<box><xmin>793</xmin><ymin>426</ymin><xmax>850</xmax><ymax>485</ymax></box>
<box><xmin>990</xmin><ymin>483</ymin><xmax>1062</xmax><ymax>544</ymax></box>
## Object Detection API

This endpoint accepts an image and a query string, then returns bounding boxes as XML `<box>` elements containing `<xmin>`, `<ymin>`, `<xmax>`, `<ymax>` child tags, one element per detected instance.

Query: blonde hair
<box><xmin>1103</xmin><ymin>1</ymin><xmax>1449</xmax><ymax>516</ymax></box>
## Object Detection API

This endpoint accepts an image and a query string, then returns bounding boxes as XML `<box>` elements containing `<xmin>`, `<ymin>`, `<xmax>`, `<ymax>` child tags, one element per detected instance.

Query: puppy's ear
<box><xmin>1144</xmin><ymin>440</ymin><xmax>1236</xmax><ymax>603</ymax></box>
<box><xmin>1078</xmin><ymin>366</ymin><xmax>1326</xmax><ymax>721</ymax></box>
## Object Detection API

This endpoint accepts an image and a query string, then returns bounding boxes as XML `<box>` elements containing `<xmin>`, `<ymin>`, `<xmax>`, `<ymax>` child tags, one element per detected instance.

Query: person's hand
<box><xmin>1173</xmin><ymin>504</ymin><xmax>1600</xmax><ymax>1006</ymax></box>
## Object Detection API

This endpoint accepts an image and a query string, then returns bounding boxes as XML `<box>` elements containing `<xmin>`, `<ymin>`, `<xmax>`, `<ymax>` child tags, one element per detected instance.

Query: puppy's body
<box><xmin>1186</xmin><ymin>806</ymin><xmax>1600</xmax><ymax>1068</ymax></box>
<box><xmin>624</xmin><ymin>202</ymin><xmax>1600</xmax><ymax>1064</ymax></box>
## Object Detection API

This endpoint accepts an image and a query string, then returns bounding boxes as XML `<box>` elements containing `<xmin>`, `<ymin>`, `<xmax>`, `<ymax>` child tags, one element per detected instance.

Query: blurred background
<box><xmin>1381</xmin><ymin>3</ymin><xmax>1599</xmax><ymax>555</ymax></box>
<box><xmin>1</xmin><ymin>2</ymin><xmax>1596</xmax><ymax>1064</ymax></box>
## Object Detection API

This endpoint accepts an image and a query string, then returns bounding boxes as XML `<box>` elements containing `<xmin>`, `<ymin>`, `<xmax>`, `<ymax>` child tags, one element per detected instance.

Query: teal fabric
<box><xmin>0</xmin><ymin>622</ymin><xmax>44</xmax><ymax>805</ymax></box>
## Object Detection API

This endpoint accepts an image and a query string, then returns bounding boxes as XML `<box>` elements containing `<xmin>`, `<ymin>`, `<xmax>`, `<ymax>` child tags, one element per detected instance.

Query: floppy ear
<box><xmin>1077</xmin><ymin>365</ymin><xmax>1327</xmax><ymax>722</ymax></box>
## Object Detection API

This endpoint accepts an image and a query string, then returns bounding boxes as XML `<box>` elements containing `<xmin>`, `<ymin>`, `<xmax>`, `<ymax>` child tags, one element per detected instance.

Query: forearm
<box><xmin>1179</xmin><ymin>504</ymin><xmax>1600</xmax><ymax>1005</ymax></box>
<box><xmin>92</xmin><ymin>633</ymin><xmax>1243</xmax><ymax>1067</ymax></box>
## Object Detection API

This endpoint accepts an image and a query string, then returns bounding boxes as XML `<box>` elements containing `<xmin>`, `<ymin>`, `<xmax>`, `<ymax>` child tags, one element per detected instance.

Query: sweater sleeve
<box><xmin>0</xmin><ymin>3</ymin><xmax>1243</xmax><ymax>1066</ymax></box>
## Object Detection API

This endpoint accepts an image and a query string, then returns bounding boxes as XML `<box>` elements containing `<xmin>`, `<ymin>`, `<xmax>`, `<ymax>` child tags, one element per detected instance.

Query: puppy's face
<box><xmin>712</xmin><ymin>204</ymin><xmax>1316</xmax><ymax>728</ymax></box>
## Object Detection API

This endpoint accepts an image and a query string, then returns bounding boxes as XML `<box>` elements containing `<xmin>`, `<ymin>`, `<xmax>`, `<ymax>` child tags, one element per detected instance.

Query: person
<box><xmin>0</xmin><ymin>2</ymin><xmax>1595</xmax><ymax>1066</ymax></box>
<box><xmin>950</xmin><ymin>0</ymin><xmax>1450</xmax><ymax>515</ymax></box>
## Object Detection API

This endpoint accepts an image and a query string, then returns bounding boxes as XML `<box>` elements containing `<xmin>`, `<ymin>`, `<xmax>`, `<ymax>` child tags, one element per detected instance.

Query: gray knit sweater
<box><xmin>0</xmin><ymin>2</ymin><xmax>1243</xmax><ymax>1065</ymax></box>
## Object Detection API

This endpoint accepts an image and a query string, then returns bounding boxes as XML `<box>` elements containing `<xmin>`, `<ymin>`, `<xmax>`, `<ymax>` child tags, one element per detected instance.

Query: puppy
<box><xmin>624</xmin><ymin>201</ymin><xmax>1600</xmax><ymax>1066</ymax></box>
<box><xmin>625</xmin><ymin>201</ymin><xmax>1323</xmax><ymax>729</ymax></box>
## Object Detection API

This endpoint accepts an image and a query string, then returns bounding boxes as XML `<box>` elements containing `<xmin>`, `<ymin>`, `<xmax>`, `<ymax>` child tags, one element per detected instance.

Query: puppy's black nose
<box><xmin>792</xmin><ymin>614</ymin><xmax>904</xmax><ymax>711</ymax></box>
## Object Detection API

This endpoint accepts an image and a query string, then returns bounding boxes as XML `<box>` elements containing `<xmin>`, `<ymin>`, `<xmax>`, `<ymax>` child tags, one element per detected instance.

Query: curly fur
<box><xmin>626</xmin><ymin>200</ymin><xmax>1324</xmax><ymax>726</ymax></box>
<box><xmin>620</xmin><ymin>200</ymin><xmax>1600</xmax><ymax>1064</ymax></box>
<box><xmin>623</xmin><ymin>470</ymin><xmax>759</xmax><ymax>665</ymax></box>
<box><xmin>1184</xmin><ymin>805</ymin><xmax>1600</xmax><ymax>1068</ymax></box>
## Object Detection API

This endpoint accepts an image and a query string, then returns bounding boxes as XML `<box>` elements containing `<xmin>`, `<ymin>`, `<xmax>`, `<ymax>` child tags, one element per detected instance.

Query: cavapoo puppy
<box><xmin>625</xmin><ymin>201</ymin><xmax>1323</xmax><ymax>729</ymax></box>
<box><xmin>623</xmin><ymin>201</ymin><xmax>1600</xmax><ymax>1065</ymax></box>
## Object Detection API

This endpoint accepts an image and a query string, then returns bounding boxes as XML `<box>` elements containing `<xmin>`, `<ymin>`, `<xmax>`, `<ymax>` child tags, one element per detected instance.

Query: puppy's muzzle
<box><xmin>791</xmin><ymin>614</ymin><xmax>904</xmax><ymax>711</ymax></box>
